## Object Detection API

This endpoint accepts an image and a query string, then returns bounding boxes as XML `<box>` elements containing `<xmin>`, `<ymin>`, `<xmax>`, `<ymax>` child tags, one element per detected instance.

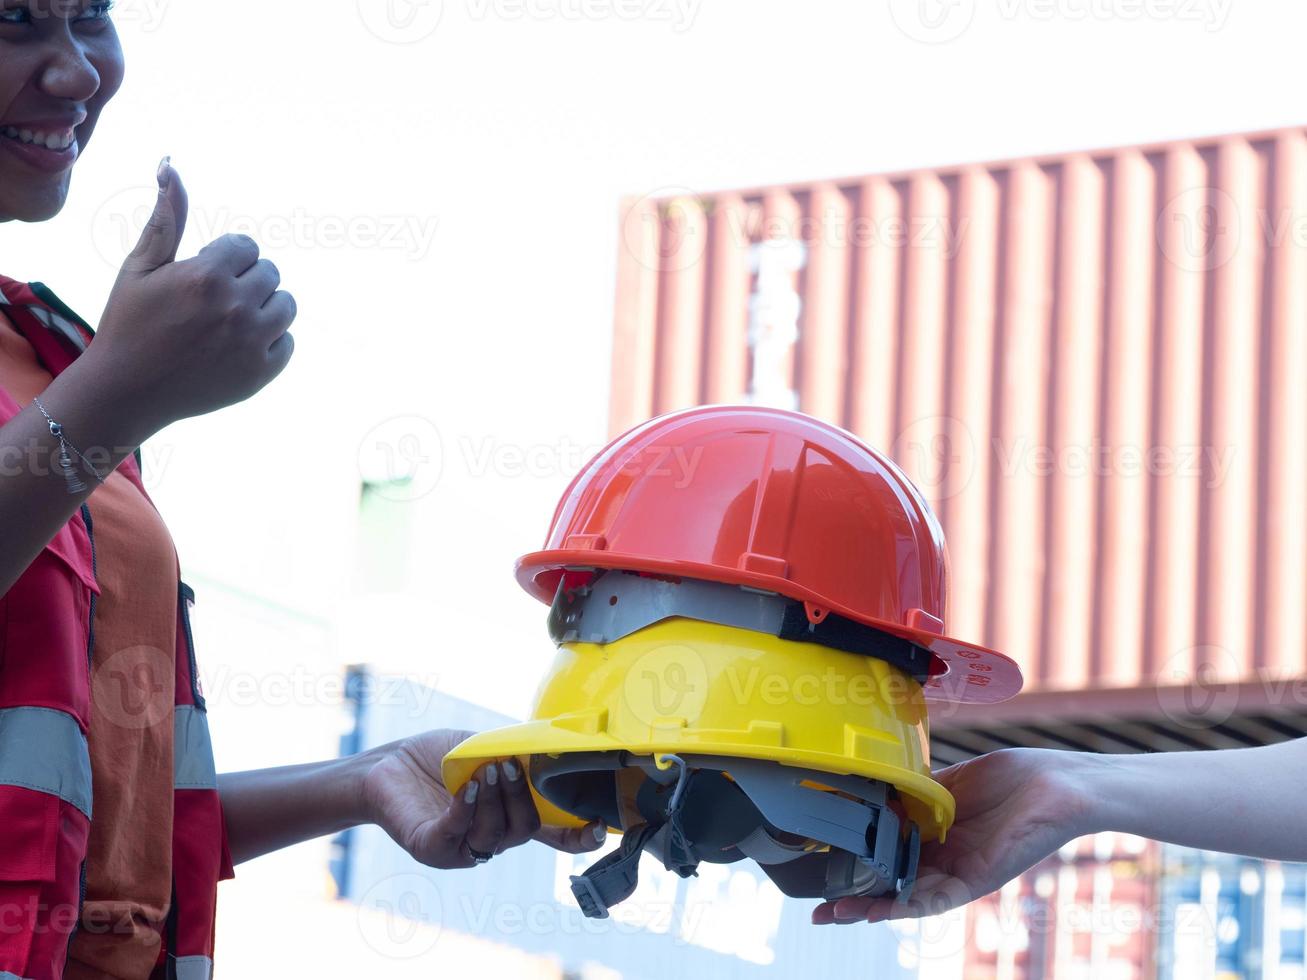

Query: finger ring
<box><xmin>467</xmin><ymin>846</ymin><xmax>494</xmax><ymax>865</ymax></box>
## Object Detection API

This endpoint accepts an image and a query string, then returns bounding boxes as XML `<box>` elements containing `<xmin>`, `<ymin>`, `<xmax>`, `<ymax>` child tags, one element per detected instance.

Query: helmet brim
<box><xmin>443</xmin><ymin>719</ymin><xmax>954</xmax><ymax>842</ymax></box>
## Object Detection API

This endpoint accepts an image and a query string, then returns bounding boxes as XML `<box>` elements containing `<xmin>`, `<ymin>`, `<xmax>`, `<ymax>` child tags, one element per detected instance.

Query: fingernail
<box><xmin>464</xmin><ymin>780</ymin><xmax>479</xmax><ymax>804</ymax></box>
<box><xmin>485</xmin><ymin>763</ymin><xmax>499</xmax><ymax>786</ymax></box>
<box><xmin>591</xmin><ymin>823</ymin><xmax>607</xmax><ymax>844</ymax></box>
<box><xmin>157</xmin><ymin>155</ymin><xmax>171</xmax><ymax>188</ymax></box>
<box><xmin>502</xmin><ymin>759</ymin><xmax>521</xmax><ymax>781</ymax></box>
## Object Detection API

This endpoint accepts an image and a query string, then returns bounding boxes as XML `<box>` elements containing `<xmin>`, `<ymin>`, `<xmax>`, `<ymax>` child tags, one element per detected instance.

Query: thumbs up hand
<box><xmin>121</xmin><ymin>155</ymin><xmax>189</xmax><ymax>274</ymax></box>
<box><xmin>89</xmin><ymin>158</ymin><xmax>299</xmax><ymax>438</ymax></box>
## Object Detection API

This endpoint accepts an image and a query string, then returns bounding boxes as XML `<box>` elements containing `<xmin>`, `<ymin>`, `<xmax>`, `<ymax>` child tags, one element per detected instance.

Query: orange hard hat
<box><xmin>517</xmin><ymin>405</ymin><xmax>1021</xmax><ymax>704</ymax></box>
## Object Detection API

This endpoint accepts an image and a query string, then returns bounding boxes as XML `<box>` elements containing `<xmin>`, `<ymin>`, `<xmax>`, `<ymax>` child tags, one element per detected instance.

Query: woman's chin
<box><xmin>0</xmin><ymin>182</ymin><xmax>70</xmax><ymax>223</ymax></box>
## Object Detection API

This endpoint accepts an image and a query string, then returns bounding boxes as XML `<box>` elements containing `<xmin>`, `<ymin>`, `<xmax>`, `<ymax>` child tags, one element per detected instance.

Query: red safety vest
<box><xmin>0</xmin><ymin>276</ymin><xmax>232</xmax><ymax>980</ymax></box>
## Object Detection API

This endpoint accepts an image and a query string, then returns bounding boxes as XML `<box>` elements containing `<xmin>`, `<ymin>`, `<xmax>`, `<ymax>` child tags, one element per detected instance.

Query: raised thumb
<box><xmin>124</xmin><ymin>156</ymin><xmax>189</xmax><ymax>275</ymax></box>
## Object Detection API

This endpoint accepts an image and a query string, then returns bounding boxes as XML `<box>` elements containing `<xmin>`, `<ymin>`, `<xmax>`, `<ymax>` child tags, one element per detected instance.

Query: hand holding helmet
<box><xmin>812</xmin><ymin>748</ymin><xmax>1092</xmax><ymax>924</ymax></box>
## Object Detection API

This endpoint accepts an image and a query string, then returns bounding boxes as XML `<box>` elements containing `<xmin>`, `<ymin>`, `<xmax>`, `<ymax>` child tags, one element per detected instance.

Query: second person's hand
<box><xmin>812</xmin><ymin>748</ymin><xmax>1096</xmax><ymax>925</ymax></box>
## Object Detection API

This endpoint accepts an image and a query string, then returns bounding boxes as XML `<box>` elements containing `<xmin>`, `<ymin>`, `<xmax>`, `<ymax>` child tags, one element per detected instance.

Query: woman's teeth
<box><xmin>0</xmin><ymin>126</ymin><xmax>76</xmax><ymax>151</ymax></box>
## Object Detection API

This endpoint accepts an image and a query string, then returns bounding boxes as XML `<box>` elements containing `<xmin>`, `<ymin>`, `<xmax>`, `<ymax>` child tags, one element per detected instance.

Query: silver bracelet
<box><xmin>33</xmin><ymin>396</ymin><xmax>106</xmax><ymax>494</ymax></box>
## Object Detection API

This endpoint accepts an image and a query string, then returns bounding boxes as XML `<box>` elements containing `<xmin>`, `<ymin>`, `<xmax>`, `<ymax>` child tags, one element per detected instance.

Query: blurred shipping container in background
<box><xmin>922</xmin><ymin>834</ymin><xmax>1155</xmax><ymax>980</ymax></box>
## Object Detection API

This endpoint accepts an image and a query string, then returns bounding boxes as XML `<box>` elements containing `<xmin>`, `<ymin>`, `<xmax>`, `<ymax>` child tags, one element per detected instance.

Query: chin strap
<box><xmin>570</xmin><ymin>755</ymin><xmax>699</xmax><ymax>919</ymax></box>
<box><xmin>569</xmin><ymin>820</ymin><xmax>664</xmax><ymax>919</ymax></box>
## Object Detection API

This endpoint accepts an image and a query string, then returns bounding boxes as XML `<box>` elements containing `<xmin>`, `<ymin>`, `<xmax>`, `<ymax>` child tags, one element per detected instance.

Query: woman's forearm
<box><xmin>0</xmin><ymin>349</ymin><xmax>156</xmax><ymax>596</ymax></box>
<box><xmin>218</xmin><ymin>746</ymin><xmax>387</xmax><ymax>865</ymax></box>
<box><xmin>1075</xmin><ymin>737</ymin><xmax>1307</xmax><ymax>861</ymax></box>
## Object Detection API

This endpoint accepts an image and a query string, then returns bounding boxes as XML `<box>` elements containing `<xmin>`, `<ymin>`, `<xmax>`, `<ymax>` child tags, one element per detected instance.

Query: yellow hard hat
<box><xmin>444</xmin><ymin>572</ymin><xmax>954</xmax><ymax>917</ymax></box>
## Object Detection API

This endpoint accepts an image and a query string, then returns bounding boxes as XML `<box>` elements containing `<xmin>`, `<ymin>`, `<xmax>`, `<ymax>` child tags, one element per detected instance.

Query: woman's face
<box><xmin>0</xmin><ymin>0</ymin><xmax>124</xmax><ymax>223</ymax></box>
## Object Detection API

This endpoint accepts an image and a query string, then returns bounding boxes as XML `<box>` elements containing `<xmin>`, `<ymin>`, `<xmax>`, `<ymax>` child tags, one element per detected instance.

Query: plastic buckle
<box><xmin>569</xmin><ymin>875</ymin><xmax>612</xmax><ymax>920</ymax></box>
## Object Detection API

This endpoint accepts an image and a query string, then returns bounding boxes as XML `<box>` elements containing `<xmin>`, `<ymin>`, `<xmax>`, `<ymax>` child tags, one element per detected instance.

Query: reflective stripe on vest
<box><xmin>174</xmin><ymin>955</ymin><xmax>214</xmax><ymax>980</ymax></box>
<box><xmin>174</xmin><ymin>705</ymin><xmax>216</xmax><ymax>791</ymax></box>
<box><xmin>0</xmin><ymin>706</ymin><xmax>92</xmax><ymax>818</ymax></box>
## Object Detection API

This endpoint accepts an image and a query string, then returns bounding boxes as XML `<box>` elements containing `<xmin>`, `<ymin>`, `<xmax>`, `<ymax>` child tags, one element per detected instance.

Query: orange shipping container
<box><xmin>609</xmin><ymin>126</ymin><xmax>1307</xmax><ymax>702</ymax></box>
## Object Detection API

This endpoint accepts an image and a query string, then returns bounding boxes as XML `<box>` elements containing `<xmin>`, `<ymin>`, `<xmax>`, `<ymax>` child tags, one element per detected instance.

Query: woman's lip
<box><xmin>0</xmin><ymin>132</ymin><xmax>79</xmax><ymax>174</ymax></box>
<box><xmin>0</xmin><ymin>116</ymin><xmax>87</xmax><ymax>130</ymax></box>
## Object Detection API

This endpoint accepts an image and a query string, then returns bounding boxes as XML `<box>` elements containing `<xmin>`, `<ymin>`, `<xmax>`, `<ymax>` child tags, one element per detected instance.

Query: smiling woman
<box><xmin>0</xmin><ymin>4</ymin><xmax>597</xmax><ymax>980</ymax></box>
<box><xmin>0</xmin><ymin>0</ymin><xmax>122</xmax><ymax>222</ymax></box>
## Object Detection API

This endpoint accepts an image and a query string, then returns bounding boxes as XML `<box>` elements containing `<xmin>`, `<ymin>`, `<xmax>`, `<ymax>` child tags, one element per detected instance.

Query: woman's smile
<box><xmin>0</xmin><ymin>116</ymin><xmax>82</xmax><ymax>173</ymax></box>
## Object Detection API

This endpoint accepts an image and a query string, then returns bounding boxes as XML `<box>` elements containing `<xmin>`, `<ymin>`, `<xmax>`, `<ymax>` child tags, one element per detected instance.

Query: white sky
<box><xmin>9</xmin><ymin>0</ymin><xmax>1306</xmax><ymax>719</ymax></box>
